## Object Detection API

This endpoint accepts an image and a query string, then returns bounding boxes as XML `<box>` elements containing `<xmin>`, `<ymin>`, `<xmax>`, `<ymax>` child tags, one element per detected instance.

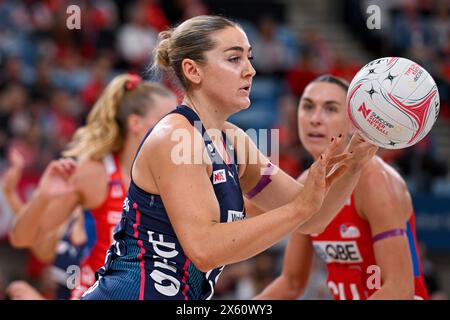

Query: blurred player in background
<box><xmin>2</xmin><ymin>148</ymin><xmax>87</xmax><ymax>300</ymax></box>
<box><xmin>8</xmin><ymin>74</ymin><xmax>177</xmax><ymax>299</ymax></box>
<box><xmin>256</xmin><ymin>75</ymin><xmax>429</xmax><ymax>300</ymax></box>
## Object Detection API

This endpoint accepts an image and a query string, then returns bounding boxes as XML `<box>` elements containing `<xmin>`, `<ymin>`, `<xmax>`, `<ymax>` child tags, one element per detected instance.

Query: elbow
<box><xmin>285</xmin><ymin>278</ymin><xmax>305</xmax><ymax>299</ymax></box>
<box><xmin>391</xmin><ymin>288</ymin><xmax>415</xmax><ymax>300</ymax></box>
<box><xmin>400</xmin><ymin>282</ymin><xmax>415</xmax><ymax>300</ymax></box>
<box><xmin>8</xmin><ymin>223</ymin><xmax>40</xmax><ymax>249</ymax></box>
<box><xmin>190</xmin><ymin>256</ymin><xmax>215</xmax><ymax>273</ymax></box>
<box><xmin>186</xmin><ymin>247</ymin><xmax>216</xmax><ymax>273</ymax></box>
<box><xmin>195</xmin><ymin>263</ymin><xmax>212</xmax><ymax>274</ymax></box>
<box><xmin>393</xmin><ymin>278</ymin><xmax>415</xmax><ymax>300</ymax></box>
<box><xmin>8</xmin><ymin>230</ymin><xmax>31</xmax><ymax>249</ymax></box>
<box><xmin>379</xmin><ymin>280</ymin><xmax>415</xmax><ymax>300</ymax></box>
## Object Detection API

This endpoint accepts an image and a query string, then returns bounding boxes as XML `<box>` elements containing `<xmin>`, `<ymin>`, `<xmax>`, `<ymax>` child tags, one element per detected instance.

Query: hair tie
<box><xmin>125</xmin><ymin>74</ymin><xmax>142</xmax><ymax>91</ymax></box>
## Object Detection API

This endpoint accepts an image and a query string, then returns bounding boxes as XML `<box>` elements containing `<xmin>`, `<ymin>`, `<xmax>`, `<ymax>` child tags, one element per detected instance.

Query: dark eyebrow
<box><xmin>324</xmin><ymin>100</ymin><xmax>341</xmax><ymax>105</ymax></box>
<box><xmin>224</xmin><ymin>46</ymin><xmax>252</xmax><ymax>53</ymax></box>
<box><xmin>302</xmin><ymin>97</ymin><xmax>341</xmax><ymax>105</ymax></box>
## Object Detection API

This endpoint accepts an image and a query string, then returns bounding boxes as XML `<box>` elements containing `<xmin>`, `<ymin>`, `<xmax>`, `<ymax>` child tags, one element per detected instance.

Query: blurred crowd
<box><xmin>340</xmin><ymin>0</ymin><xmax>450</xmax><ymax>194</ymax></box>
<box><xmin>0</xmin><ymin>0</ymin><xmax>449</xmax><ymax>300</ymax></box>
<box><xmin>345</xmin><ymin>0</ymin><xmax>450</xmax><ymax>103</ymax></box>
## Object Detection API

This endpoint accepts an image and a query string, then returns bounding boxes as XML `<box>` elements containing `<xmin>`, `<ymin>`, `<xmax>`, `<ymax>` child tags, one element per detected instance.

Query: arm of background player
<box><xmin>357</xmin><ymin>168</ymin><xmax>415</xmax><ymax>300</ymax></box>
<box><xmin>9</xmin><ymin>159</ymin><xmax>79</xmax><ymax>248</ymax></box>
<box><xmin>254</xmin><ymin>231</ymin><xmax>314</xmax><ymax>299</ymax></box>
<box><xmin>2</xmin><ymin>150</ymin><xmax>64</xmax><ymax>262</ymax></box>
<box><xmin>2</xmin><ymin>148</ymin><xmax>26</xmax><ymax>213</ymax></box>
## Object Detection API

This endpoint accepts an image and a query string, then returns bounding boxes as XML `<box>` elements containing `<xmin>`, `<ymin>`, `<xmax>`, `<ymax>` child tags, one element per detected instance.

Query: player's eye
<box><xmin>302</xmin><ymin>103</ymin><xmax>314</xmax><ymax>111</ymax></box>
<box><xmin>228</xmin><ymin>56</ymin><xmax>240</xmax><ymax>63</ymax></box>
<box><xmin>325</xmin><ymin>105</ymin><xmax>338</xmax><ymax>113</ymax></box>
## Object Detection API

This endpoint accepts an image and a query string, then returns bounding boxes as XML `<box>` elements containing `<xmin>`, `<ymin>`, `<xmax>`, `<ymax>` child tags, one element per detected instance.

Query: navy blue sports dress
<box><xmin>81</xmin><ymin>105</ymin><xmax>245</xmax><ymax>300</ymax></box>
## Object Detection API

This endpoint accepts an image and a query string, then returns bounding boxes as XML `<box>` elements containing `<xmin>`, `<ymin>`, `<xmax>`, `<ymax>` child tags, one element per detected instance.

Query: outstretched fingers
<box><xmin>326</xmin><ymin>153</ymin><xmax>352</xmax><ymax>173</ymax></box>
<box><xmin>316</xmin><ymin>133</ymin><xmax>354</xmax><ymax>190</ymax></box>
<box><xmin>306</xmin><ymin>152</ymin><xmax>327</xmax><ymax>192</ymax></box>
<box><xmin>47</xmin><ymin>158</ymin><xmax>77</xmax><ymax>180</ymax></box>
<box><xmin>59</xmin><ymin>158</ymin><xmax>77</xmax><ymax>177</ymax></box>
<box><xmin>345</xmin><ymin>131</ymin><xmax>379</xmax><ymax>166</ymax></box>
<box><xmin>323</xmin><ymin>134</ymin><xmax>345</xmax><ymax>159</ymax></box>
<box><xmin>8</xmin><ymin>148</ymin><xmax>25</xmax><ymax>169</ymax></box>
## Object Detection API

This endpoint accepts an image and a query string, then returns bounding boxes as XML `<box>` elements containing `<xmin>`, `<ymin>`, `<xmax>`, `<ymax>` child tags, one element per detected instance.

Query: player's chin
<box><xmin>237</xmin><ymin>98</ymin><xmax>251</xmax><ymax>110</ymax></box>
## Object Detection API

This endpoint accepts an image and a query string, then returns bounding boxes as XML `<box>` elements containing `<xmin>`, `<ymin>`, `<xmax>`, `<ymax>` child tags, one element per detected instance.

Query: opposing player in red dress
<box><xmin>9</xmin><ymin>74</ymin><xmax>177</xmax><ymax>299</ymax></box>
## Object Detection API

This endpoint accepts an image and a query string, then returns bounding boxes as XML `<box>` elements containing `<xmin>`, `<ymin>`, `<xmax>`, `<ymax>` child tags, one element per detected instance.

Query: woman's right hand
<box><xmin>294</xmin><ymin>135</ymin><xmax>351</xmax><ymax>217</ymax></box>
<box><xmin>36</xmin><ymin>158</ymin><xmax>77</xmax><ymax>199</ymax></box>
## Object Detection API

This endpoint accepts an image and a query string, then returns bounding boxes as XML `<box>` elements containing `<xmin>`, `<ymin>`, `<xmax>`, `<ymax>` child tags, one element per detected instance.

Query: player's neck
<box><xmin>183</xmin><ymin>93</ymin><xmax>229</xmax><ymax>132</ymax></box>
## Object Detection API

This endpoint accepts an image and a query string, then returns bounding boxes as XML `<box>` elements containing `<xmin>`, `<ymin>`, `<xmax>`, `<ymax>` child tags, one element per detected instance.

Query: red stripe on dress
<box><xmin>181</xmin><ymin>258</ymin><xmax>191</xmax><ymax>300</ymax></box>
<box><xmin>133</xmin><ymin>202</ymin><xmax>146</xmax><ymax>300</ymax></box>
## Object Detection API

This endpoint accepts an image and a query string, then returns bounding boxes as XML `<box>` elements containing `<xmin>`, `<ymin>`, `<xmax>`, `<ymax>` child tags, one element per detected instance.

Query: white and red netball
<box><xmin>347</xmin><ymin>57</ymin><xmax>440</xmax><ymax>149</ymax></box>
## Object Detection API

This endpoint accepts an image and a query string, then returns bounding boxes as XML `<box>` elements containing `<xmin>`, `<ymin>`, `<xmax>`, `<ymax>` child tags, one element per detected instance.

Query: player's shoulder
<box><xmin>136</xmin><ymin>112</ymin><xmax>198</xmax><ymax>158</ymax></box>
<box><xmin>71</xmin><ymin>158</ymin><xmax>107</xmax><ymax>190</ymax></box>
<box><xmin>357</xmin><ymin>156</ymin><xmax>408</xmax><ymax>193</ymax></box>
<box><xmin>143</xmin><ymin>112</ymin><xmax>209</xmax><ymax>167</ymax></box>
<box><xmin>75</xmin><ymin>158</ymin><xmax>106</xmax><ymax>179</ymax></box>
<box><xmin>223</xmin><ymin>121</ymin><xmax>240</xmax><ymax>131</ymax></box>
<box><xmin>151</xmin><ymin>112</ymin><xmax>197</xmax><ymax>142</ymax></box>
<box><xmin>223</xmin><ymin>121</ymin><xmax>248</xmax><ymax>144</ymax></box>
<box><xmin>356</xmin><ymin>156</ymin><xmax>413</xmax><ymax>224</ymax></box>
<box><xmin>223</xmin><ymin>121</ymin><xmax>247</xmax><ymax>145</ymax></box>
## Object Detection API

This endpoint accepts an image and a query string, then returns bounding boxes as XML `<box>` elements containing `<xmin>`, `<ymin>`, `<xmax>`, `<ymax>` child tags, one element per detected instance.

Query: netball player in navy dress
<box><xmin>82</xmin><ymin>15</ymin><xmax>378</xmax><ymax>300</ymax></box>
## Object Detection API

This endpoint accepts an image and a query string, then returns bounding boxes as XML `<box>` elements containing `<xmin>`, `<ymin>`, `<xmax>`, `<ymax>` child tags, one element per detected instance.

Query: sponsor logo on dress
<box><xmin>313</xmin><ymin>241</ymin><xmax>363</xmax><ymax>263</ymax></box>
<box><xmin>227</xmin><ymin>210</ymin><xmax>245</xmax><ymax>222</ymax></box>
<box><xmin>340</xmin><ymin>224</ymin><xmax>361</xmax><ymax>239</ymax></box>
<box><xmin>213</xmin><ymin>169</ymin><xmax>227</xmax><ymax>184</ymax></box>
